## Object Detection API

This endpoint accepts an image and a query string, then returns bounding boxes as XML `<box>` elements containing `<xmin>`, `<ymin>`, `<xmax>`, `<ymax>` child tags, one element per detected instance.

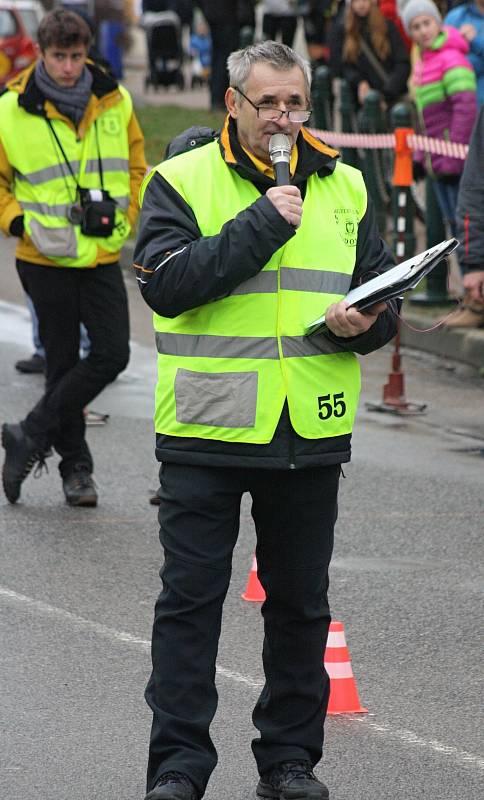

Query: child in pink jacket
<box><xmin>402</xmin><ymin>0</ymin><xmax>477</xmax><ymax>237</ymax></box>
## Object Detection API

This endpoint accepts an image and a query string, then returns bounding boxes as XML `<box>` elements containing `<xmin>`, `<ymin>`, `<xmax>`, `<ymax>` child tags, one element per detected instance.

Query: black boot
<box><xmin>15</xmin><ymin>353</ymin><xmax>46</xmax><ymax>374</ymax></box>
<box><xmin>1</xmin><ymin>423</ymin><xmax>49</xmax><ymax>504</ymax></box>
<box><xmin>62</xmin><ymin>466</ymin><xmax>98</xmax><ymax>507</ymax></box>
<box><xmin>145</xmin><ymin>772</ymin><xmax>199</xmax><ymax>800</ymax></box>
<box><xmin>256</xmin><ymin>760</ymin><xmax>329</xmax><ymax>799</ymax></box>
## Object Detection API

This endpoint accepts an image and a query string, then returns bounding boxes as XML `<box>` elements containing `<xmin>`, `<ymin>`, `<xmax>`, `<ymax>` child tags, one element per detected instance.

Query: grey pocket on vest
<box><xmin>175</xmin><ymin>369</ymin><xmax>258</xmax><ymax>428</ymax></box>
<box><xmin>29</xmin><ymin>219</ymin><xmax>78</xmax><ymax>259</ymax></box>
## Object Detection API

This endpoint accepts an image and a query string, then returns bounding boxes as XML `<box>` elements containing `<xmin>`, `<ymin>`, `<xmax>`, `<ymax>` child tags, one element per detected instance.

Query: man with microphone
<box><xmin>134</xmin><ymin>41</ymin><xmax>397</xmax><ymax>800</ymax></box>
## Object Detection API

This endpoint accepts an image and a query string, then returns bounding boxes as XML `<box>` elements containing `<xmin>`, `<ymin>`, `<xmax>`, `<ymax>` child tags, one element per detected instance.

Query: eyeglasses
<box><xmin>234</xmin><ymin>86</ymin><xmax>312</xmax><ymax>123</ymax></box>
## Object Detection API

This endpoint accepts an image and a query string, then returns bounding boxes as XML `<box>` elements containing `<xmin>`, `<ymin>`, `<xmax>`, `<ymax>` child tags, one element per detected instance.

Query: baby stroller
<box><xmin>141</xmin><ymin>11</ymin><xmax>185</xmax><ymax>91</ymax></box>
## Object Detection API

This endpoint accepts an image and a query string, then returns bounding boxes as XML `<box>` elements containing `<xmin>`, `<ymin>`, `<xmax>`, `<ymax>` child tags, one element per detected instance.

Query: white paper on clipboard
<box><xmin>305</xmin><ymin>238</ymin><xmax>458</xmax><ymax>337</ymax></box>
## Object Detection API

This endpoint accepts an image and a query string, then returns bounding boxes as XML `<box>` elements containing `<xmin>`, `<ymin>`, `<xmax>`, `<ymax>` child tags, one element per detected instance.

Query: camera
<box><xmin>67</xmin><ymin>188</ymin><xmax>116</xmax><ymax>237</ymax></box>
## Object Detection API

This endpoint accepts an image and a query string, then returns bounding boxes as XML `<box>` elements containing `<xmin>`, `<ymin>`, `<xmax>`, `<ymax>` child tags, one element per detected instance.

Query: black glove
<box><xmin>9</xmin><ymin>215</ymin><xmax>24</xmax><ymax>238</ymax></box>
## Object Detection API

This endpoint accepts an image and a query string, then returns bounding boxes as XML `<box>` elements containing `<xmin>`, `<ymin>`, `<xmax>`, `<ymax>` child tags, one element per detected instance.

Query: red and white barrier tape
<box><xmin>407</xmin><ymin>134</ymin><xmax>468</xmax><ymax>160</ymax></box>
<box><xmin>309</xmin><ymin>129</ymin><xmax>394</xmax><ymax>149</ymax></box>
<box><xmin>308</xmin><ymin>128</ymin><xmax>469</xmax><ymax>160</ymax></box>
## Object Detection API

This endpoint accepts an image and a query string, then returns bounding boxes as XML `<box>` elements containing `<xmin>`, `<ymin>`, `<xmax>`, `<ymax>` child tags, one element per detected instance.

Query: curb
<box><xmin>400</xmin><ymin>311</ymin><xmax>484</xmax><ymax>371</ymax></box>
<box><xmin>120</xmin><ymin>242</ymin><xmax>484</xmax><ymax>372</ymax></box>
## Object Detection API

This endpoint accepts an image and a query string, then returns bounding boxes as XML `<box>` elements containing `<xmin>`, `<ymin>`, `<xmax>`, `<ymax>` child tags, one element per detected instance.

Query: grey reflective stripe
<box><xmin>282</xmin><ymin>335</ymin><xmax>346</xmax><ymax>358</ymax></box>
<box><xmin>230</xmin><ymin>272</ymin><xmax>278</xmax><ymax>295</ymax></box>
<box><xmin>84</xmin><ymin>158</ymin><xmax>129</xmax><ymax>173</ymax></box>
<box><xmin>156</xmin><ymin>332</ymin><xmax>344</xmax><ymax>359</ymax></box>
<box><xmin>22</xmin><ymin>195</ymin><xmax>130</xmax><ymax>217</ymax></box>
<box><xmin>16</xmin><ymin>162</ymin><xmax>79</xmax><ymax>185</ymax></box>
<box><xmin>156</xmin><ymin>332</ymin><xmax>279</xmax><ymax>359</ymax></box>
<box><xmin>17</xmin><ymin>158</ymin><xmax>129</xmax><ymax>185</ymax></box>
<box><xmin>280</xmin><ymin>267</ymin><xmax>352</xmax><ymax>295</ymax></box>
<box><xmin>22</xmin><ymin>201</ymin><xmax>72</xmax><ymax>216</ymax></box>
<box><xmin>175</xmin><ymin>369</ymin><xmax>257</xmax><ymax>428</ymax></box>
<box><xmin>113</xmin><ymin>195</ymin><xmax>130</xmax><ymax>210</ymax></box>
<box><xmin>229</xmin><ymin>268</ymin><xmax>352</xmax><ymax>297</ymax></box>
<box><xmin>28</xmin><ymin>219</ymin><xmax>78</xmax><ymax>259</ymax></box>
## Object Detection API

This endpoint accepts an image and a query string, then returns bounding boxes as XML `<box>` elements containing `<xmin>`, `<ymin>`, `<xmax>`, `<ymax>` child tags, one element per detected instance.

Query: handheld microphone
<box><xmin>269</xmin><ymin>133</ymin><xmax>291</xmax><ymax>186</ymax></box>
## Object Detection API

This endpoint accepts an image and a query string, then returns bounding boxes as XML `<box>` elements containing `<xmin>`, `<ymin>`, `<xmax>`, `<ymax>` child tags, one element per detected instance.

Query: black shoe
<box><xmin>15</xmin><ymin>354</ymin><xmax>45</xmax><ymax>374</ymax></box>
<box><xmin>1</xmin><ymin>423</ymin><xmax>49</xmax><ymax>504</ymax></box>
<box><xmin>62</xmin><ymin>467</ymin><xmax>98</xmax><ymax>507</ymax></box>
<box><xmin>256</xmin><ymin>760</ymin><xmax>329</xmax><ymax>799</ymax></box>
<box><xmin>145</xmin><ymin>772</ymin><xmax>199</xmax><ymax>800</ymax></box>
<box><xmin>149</xmin><ymin>487</ymin><xmax>161</xmax><ymax>505</ymax></box>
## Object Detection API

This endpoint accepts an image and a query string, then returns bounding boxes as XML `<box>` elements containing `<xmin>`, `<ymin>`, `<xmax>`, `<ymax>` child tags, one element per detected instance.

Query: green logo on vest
<box><xmin>100</xmin><ymin>114</ymin><xmax>121</xmax><ymax>136</ymax></box>
<box><xmin>333</xmin><ymin>208</ymin><xmax>358</xmax><ymax>247</ymax></box>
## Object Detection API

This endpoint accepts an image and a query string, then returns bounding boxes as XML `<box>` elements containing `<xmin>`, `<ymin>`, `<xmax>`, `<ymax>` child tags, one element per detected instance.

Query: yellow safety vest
<box><xmin>0</xmin><ymin>86</ymin><xmax>132</xmax><ymax>267</ymax></box>
<box><xmin>147</xmin><ymin>141</ymin><xmax>367</xmax><ymax>443</ymax></box>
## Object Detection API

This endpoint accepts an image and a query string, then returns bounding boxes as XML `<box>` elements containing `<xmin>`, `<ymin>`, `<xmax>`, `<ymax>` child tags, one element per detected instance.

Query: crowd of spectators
<box><xmin>140</xmin><ymin>0</ymin><xmax>482</xmax><ymax>325</ymax></box>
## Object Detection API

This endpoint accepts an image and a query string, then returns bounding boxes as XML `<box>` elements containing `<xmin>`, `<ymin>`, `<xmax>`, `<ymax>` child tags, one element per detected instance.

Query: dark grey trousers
<box><xmin>145</xmin><ymin>461</ymin><xmax>340</xmax><ymax>797</ymax></box>
<box><xmin>16</xmin><ymin>259</ymin><xmax>129</xmax><ymax>476</ymax></box>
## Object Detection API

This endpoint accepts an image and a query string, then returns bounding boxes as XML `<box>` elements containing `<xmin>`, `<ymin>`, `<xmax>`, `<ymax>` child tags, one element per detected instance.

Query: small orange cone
<box><xmin>324</xmin><ymin>621</ymin><xmax>368</xmax><ymax>715</ymax></box>
<box><xmin>241</xmin><ymin>555</ymin><xmax>266</xmax><ymax>602</ymax></box>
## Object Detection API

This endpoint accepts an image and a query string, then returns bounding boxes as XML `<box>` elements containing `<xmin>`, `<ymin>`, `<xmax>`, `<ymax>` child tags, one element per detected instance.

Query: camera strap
<box><xmin>93</xmin><ymin>121</ymin><xmax>105</xmax><ymax>191</ymax></box>
<box><xmin>45</xmin><ymin>117</ymin><xmax>106</xmax><ymax>196</ymax></box>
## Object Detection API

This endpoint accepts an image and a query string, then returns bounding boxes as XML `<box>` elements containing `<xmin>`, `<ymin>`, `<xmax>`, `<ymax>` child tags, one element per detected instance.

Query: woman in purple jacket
<box><xmin>402</xmin><ymin>0</ymin><xmax>478</xmax><ymax>237</ymax></box>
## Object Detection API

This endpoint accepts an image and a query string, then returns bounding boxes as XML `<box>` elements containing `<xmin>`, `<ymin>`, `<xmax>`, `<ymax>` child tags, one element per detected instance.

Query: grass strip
<box><xmin>135</xmin><ymin>105</ymin><xmax>226</xmax><ymax>166</ymax></box>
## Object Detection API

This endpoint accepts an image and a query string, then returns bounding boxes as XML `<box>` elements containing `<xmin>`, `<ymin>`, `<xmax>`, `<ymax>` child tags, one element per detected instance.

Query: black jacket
<box><xmin>330</xmin><ymin>17</ymin><xmax>410</xmax><ymax>106</ymax></box>
<box><xmin>133</xmin><ymin>117</ymin><xmax>398</xmax><ymax>469</ymax></box>
<box><xmin>456</xmin><ymin>106</ymin><xmax>484</xmax><ymax>273</ymax></box>
<box><xmin>142</xmin><ymin>0</ymin><xmax>193</xmax><ymax>25</ymax></box>
<box><xmin>197</xmin><ymin>0</ymin><xmax>255</xmax><ymax>26</ymax></box>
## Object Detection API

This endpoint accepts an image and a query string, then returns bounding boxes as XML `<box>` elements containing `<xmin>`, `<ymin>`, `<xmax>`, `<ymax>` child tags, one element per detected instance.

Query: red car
<box><xmin>0</xmin><ymin>1</ymin><xmax>40</xmax><ymax>88</ymax></box>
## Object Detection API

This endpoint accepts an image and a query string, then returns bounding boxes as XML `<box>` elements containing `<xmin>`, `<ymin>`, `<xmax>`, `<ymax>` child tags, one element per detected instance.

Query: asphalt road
<box><xmin>0</xmin><ymin>238</ymin><xmax>483</xmax><ymax>800</ymax></box>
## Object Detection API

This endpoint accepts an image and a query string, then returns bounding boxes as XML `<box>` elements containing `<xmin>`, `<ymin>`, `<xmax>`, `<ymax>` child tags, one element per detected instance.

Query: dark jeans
<box><xmin>431</xmin><ymin>177</ymin><xmax>462</xmax><ymax>270</ymax></box>
<box><xmin>16</xmin><ymin>260</ymin><xmax>130</xmax><ymax>477</ymax></box>
<box><xmin>262</xmin><ymin>14</ymin><xmax>298</xmax><ymax>47</ymax></box>
<box><xmin>145</xmin><ymin>462</ymin><xmax>340</xmax><ymax>797</ymax></box>
<box><xmin>432</xmin><ymin>177</ymin><xmax>460</xmax><ymax>235</ymax></box>
<box><xmin>206</xmin><ymin>22</ymin><xmax>240</xmax><ymax>109</ymax></box>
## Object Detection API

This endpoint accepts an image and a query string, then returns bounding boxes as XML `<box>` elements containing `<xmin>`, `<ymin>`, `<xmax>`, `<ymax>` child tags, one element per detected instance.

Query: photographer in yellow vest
<box><xmin>134</xmin><ymin>40</ymin><xmax>396</xmax><ymax>800</ymax></box>
<box><xmin>0</xmin><ymin>8</ymin><xmax>146</xmax><ymax>508</ymax></box>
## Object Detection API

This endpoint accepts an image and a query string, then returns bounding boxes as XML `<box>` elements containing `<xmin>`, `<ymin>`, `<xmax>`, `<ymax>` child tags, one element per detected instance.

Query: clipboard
<box><xmin>305</xmin><ymin>238</ymin><xmax>459</xmax><ymax>337</ymax></box>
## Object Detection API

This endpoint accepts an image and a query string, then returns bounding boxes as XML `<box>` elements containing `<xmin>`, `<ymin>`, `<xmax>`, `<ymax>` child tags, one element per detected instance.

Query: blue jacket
<box><xmin>445</xmin><ymin>3</ymin><xmax>484</xmax><ymax>105</ymax></box>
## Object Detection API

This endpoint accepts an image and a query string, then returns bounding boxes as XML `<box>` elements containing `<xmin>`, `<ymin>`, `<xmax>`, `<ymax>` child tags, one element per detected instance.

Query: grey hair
<box><xmin>227</xmin><ymin>41</ymin><xmax>311</xmax><ymax>100</ymax></box>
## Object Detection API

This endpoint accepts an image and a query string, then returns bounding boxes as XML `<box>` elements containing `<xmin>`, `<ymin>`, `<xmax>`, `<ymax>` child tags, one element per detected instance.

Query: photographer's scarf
<box><xmin>34</xmin><ymin>60</ymin><xmax>93</xmax><ymax>127</ymax></box>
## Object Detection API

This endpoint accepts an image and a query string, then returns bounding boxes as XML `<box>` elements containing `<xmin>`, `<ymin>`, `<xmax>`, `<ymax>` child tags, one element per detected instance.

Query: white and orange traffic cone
<box><xmin>324</xmin><ymin>621</ymin><xmax>368</xmax><ymax>715</ymax></box>
<box><xmin>241</xmin><ymin>555</ymin><xmax>266</xmax><ymax>602</ymax></box>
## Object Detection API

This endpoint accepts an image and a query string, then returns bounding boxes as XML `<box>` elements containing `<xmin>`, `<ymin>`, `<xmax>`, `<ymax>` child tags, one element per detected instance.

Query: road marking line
<box><xmin>0</xmin><ymin>585</ymin><xmax>263</xmax><ymax>689</ymax></box>
<box><xmin>353</xmin><ymin>718</ymin><xmax>484</xmax><ymax>771</ymax></box>
<box><xmin>1</xmin><ymin>584</ymin><xmax>482</xmax><ymax>769</ymax></box>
